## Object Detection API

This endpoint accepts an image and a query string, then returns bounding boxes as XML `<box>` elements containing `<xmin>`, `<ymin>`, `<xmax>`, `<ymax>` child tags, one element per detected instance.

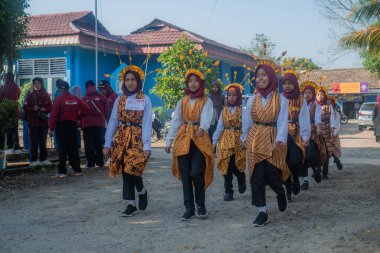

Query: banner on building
<box><xmin>332</xmin><ymin>82</ymin><xmax>369</xmax><ymax>94</ymax></box>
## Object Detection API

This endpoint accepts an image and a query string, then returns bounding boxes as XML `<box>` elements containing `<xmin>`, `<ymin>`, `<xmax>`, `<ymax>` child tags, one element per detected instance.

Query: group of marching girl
<box><xmin>104</xmin><ymin>61</ymin><xmax>343</xmax><ymax>227</ymax></box>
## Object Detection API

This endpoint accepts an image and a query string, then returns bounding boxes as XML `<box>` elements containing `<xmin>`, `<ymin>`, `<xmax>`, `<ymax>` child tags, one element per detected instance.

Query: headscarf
<box><xmin>281</xmin><ymin>72</ymin><xmax>300</xmax><ymax>100</ymax></box>
<box><xmin>185</xmin><ymin>73</ymin><xmax>205</xmax><ymax>99</ymax></box>
<box><xmin>316</xmin><ymin>89</ymin><xmax>328</xmax><ymax>106</ymax></box>
<box><xmin>85</xmin><ymin>85</ymin><xmax>98</xmax><ymax>96</ymax></box>
<box><xmin>210</xmin><ymin>81</ymin><xmax>224</xmax><ymax>116</ymax></box>
<box><xmin>71</xmin><ymin>85</ymin><xmax>83</xmax><ymax>99</ymax></box>
<box><xmin>254</xmin><ymin>64</ymin><xmax>278</xmax><ymax>99</ymax></box>
<box><xmin>121</xmin><ymin>70</ymin><xmax>143</xmax><ymax>96</ymax></box>
<box><xmin>302</xmin><ymin>85</ymin><xmax>316</xmax><ymax>104</ymax></box>
<box><xmin>226</xmin><ymin>86</ymin><xmax>242</xmax><ymax>107</ymax></box>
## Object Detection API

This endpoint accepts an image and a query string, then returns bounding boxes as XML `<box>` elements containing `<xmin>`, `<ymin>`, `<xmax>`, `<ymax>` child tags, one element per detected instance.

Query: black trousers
<box><xmin>251</xmin><ymin>160</ymin><xmax>285</xmax><ymax>207</ymax></box>
<box><xmin>6</xmin><ymin>123</ymin><xmax>20</xmax><ymax>150</ymax></box>
<box><xmin>56</xmin><ymin>121</ymin><xmax>81</xmax><ymax>174</ymax></box>
<box><xmin>83</xmin><ymin>127</ymin><xmax>105</xmax><ymax>167</ymax></box>
<box><xmin>224</xmin><ymin>155</ymin><xmax>245</xmax><ymax>193</ymax></box>
<box><xmin>29</xmin><ymin>126</ymin><xmax>48</xmax><ymax>162</ymax></box>
<box><xmin>285</xmin><ymin>135</ymin><xmax>302</xmax><ymax>193</ymax></box>
<box><xmin>122</xmin><ymin>172</ymin><xmax>144</xmax><ymax>201</ymax></box>
<box><xmin>178</xmin><ymin>140</ymin><xmax>206</xmax><ymax>212</ymax></box>
<box><xmin>301</xmin><ymin>139</ymin><xmax>320</xmax><ymax>177</ymax></box>
<box><xmin>152</xmin><ymin>125</ymin><xmax>161</xmax><ymax>139</ymax></box>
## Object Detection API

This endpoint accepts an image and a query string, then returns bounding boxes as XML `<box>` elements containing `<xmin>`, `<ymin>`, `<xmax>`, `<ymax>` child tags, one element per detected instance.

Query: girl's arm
<box><xmin>200</xmin><ymin>98</ymin><xmax>213</xmax><ymax>131</ymax></box>
<box><xmin>104</xmin><ymin>97</ymin><xmax>120</xmax><ymax>148</ymax></box>
<box><xmin>276</xmin><ymin>95</ymin><xmax>289</xmax><ymax>144</ymax></box>
<box><xmin>212</xmin><ymin>112</ymin><xmax>224</xmax><ymax>145</ymax></box>
<box><xmin>142</xmin><ymin>96</ymin><xmax>152</xmax><ymax>151</ymax></box>
<box><xmin>299</xmin><ymin>98</ymin><xmax>311</xmax><ymax>142</ymax></box>
<box><xmin>315</xmin><ymin>103</ymin><xmax>322</xmax><ymax>125</ymax></box>
<box><xmin>165</xmin><ymin>99</ymin><xmax>183</xmax><ymax>148</ymax></box>
<box><xmin>241</xmin><ymin>96</ymin><xmax>254</xmax><ymax>143</ymax></box>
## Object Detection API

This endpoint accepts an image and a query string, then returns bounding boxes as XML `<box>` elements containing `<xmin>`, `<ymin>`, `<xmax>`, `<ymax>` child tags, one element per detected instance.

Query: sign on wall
<box><xmin>332</xmin><ymin>82</ymin><xmax>369</xmax><ymax>94</ymax></box>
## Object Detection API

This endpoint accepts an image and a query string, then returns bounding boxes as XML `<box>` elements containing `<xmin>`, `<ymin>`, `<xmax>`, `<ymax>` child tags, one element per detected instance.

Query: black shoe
<box><xmin>277</xmin><ymin>194</ymin><xmax>287</xmax><ymax>212</ymax></box>
<box><xmin>122</xmin><ymin>205</ymin><xmax>138</xmax><ymax>217</ymax></box>
<box><xmin>181</xmin><ymin>211</ymin><xmax>195</xmax><ymax>221</ymax></box>
<box><xmin>301</xmin><ymin>181</ymin><xmax>309</xmax><ymax>190</ymax></box>
<box><xmin>292</xmin><ymin>180</ymin><xmax>301</xmax><ymax>195</ymax></box>
<box><xmin>313</xmin><ymin>167</ymin><xmax>322</xmax><ymax>183</ymax></box>
<box><xmin>197</xmin><ymin>206</ymin><xmax>207</xmax><ymax>218</ymax></box>
<box><xmin>337</xmin><ymin>162</ymin><xmax>343</xmax><ymax>170</ymax></box>
<box><xmin>238</xmin><ymin>174</ymin><xmax>247</xmax><ymax>194</ymax></box>
<box><xmin>287</xmin><ymin>193</ymin><xmax>292</xmax><ymax>202</ymax></box>
<box><xmin>322</xmin><ymin>174</ymin><xmax>329</xmax><ymax>180</ymax></box>
<box><xmin>253</xmin><ymin>212</ymin><xmax>269</xmax><ymax>227</ymax></box>
<box><xmin>223</xmin><ymin>192</ymin><xmax>234</xmax><ymax>201</ymax></box>
<box><xmin>138</xmin><ymin>191</ymin><xmax>148</xmax><ymax>210</ymax></box>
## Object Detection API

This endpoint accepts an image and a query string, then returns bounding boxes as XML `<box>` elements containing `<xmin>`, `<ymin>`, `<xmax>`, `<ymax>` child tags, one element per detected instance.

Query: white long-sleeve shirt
<box><xmin>297</xmin><ymin>98</ymin><xmax>311</xmax><ymax>141</ymax></box>
<box><xmin>104</xmin><ymin>94</ymin><xmax>152</xmax><ymax>150</ymax></box>
<box><xmin>165</xmin><ymin>97</ymin><xmax>213</xmax><ymax>147</ymax></box>
<box><xmin>212</xmin><ymin>106</ymin><xmax>239</xmax><ymax>145</ymax></box>
<box><xmin>241</xmin><ymin>92</ymin><xmax>288</xmax><ymax>144</ymax></box>
<box><xmin>307</xmin><ymin>102</ymin><xmax>322</xmax><ymax>125</ymax></box>
<box><xmin>333</xmin><ymin>109</ymin><xmax>341</xmax><ymax>135</ymax></box>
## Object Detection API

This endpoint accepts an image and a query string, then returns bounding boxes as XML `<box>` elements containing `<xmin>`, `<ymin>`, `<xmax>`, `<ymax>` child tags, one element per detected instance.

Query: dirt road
<box><xmin>1</xmin><ymin>121</ymin><xmax>379</xmax><ymax>253</ymax></box>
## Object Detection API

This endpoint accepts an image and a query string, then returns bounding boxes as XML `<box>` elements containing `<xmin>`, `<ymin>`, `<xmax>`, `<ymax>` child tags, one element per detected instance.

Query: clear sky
<box><xmin>27</xmin><ymin>0</ymin><xmax>362</xmax><ymax>69</ymax></box>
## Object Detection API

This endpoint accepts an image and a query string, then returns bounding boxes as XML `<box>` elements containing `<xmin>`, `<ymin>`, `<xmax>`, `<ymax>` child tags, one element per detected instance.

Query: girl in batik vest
<box><xmin>329</xmin><ymin>96</ymin><xmax>343</xmax><ymax>171</ymax></box>
<box><xmin>212</xmin><ymin>83</ymin><xmax>246</xmax><ymax>201</ymax></box>
<box><xmin>281</xmin><ymin>70</ymin><xmax>311</xmax><ymax>201</ymax></box>
<box><xmin>242</xmin><ymin>61</ymin><xmax>290</xmax><ymax>227</ymax></box>
<box><xmin>299</xmin><ymin>81</ymin><xmax>326</xmax><ymax>190</ymax></box>
<box><xmin>103</xmin><ymin>65</ymin><xmax>152</xmax><ymax>217</ymax></box>
<box><xmin>165</xmin><ymin>69</ymin><xmax>214</xmax><ymax>221</ymax></box>
<box><xmin>316</xmin><ymin>86</ymin><xmax>336</xmax><ymax>180</ymax></box>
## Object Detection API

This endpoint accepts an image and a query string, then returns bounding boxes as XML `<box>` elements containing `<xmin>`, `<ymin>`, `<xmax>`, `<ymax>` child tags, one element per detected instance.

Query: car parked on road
<box><xmin>358</xmin><ymin>102</ymin><xmax>377</xmax><ymax>130</ymax></box>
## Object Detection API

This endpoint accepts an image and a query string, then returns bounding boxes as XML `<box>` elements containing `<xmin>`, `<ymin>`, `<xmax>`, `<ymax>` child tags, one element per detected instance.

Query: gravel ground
<box><xmin>0</xmin><ymin>121</ymin><xmax>379</xmax><ymax>253</ymax></box>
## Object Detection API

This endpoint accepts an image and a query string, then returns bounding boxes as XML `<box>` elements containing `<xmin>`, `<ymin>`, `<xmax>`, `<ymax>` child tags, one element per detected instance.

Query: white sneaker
<box><xmin>30</xmin><ymin>161</ymin><xmax>39</xmax><ymax>168</ymax></box>
<box><xmin>40</xmin><ymin>160</ymin><xmax>52</xmax><ymax>166</ymax></box>
<box><xmin>4</xmin><ymin>149</ymin><xmax>14</xmax><ymax>155</ymax></box>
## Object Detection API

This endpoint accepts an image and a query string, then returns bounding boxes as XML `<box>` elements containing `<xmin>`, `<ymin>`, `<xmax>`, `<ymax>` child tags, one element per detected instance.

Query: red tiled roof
<box><xmin>300</xmin><ymin>68</ymin><xmax>380</xmax><ymax>90</ymax></box>
<box><xmin>123</xmin><ymin>19</ymin><xmax>254</xmax><ymax>66</ymax></box>
<box><xmin>27</xmin><ymin>11</ymin><xmax>90</xmax><ymax>37</ymax></box>
<box><xmin>26</xmin><ymin>11</ymin><xmax>129</xmax><ymax>52</ymax></box>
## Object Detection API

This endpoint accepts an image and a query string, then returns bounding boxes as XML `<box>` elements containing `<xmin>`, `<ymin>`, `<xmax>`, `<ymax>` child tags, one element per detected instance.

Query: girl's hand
<box><xmin>103</xmin><ymin>147</ymin><xmax>111</xmax><ymax>156</ymax></box>
<box><xmin>196</xmin><ymin>128</ymin><xmax>205</xmax><ymax>137</ymax></box>
<box><xmin>143</xmin><ymin>150</ymin><xmax>151</xmax><ymax>158</ymax></box>
<box><xmin>165</xmin><ymin>147</ymin><xmax>171</xmax><ymax>153</ymax></box>
<box><xmin>272</xmin><ymin>141</ymin><xmax>281</xmax><ymax>153</ymax></box>
<box><xmin>317</xmin><ymin>124</ymin><xmax>322</xmax><ymax>135</ymax></box>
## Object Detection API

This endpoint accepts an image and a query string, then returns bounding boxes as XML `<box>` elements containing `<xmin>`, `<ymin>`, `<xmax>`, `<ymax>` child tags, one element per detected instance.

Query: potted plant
<box><xmin>0</xmin><ymin>99</ymin><xmax>18</xmax><ymax>169</ymax></box>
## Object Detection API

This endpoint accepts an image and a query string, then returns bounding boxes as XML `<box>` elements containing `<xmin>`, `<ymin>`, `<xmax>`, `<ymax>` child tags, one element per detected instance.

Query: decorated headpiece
<box><xmin>119</xmin><ymin>65</ymin><xmax>146</xmax><ymax>81</ymax></box>
<box><xmin>185</xmin><ymin>69</ymin><xmax>205</xmax><ymax>81</ymax></box>
<box><xmin>224</xmin><ymin>83</ymin><xmax>244</xmax><ymax>107</ymax></box>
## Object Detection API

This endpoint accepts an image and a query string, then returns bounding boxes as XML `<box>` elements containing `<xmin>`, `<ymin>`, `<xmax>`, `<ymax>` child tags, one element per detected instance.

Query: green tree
<box><xmin>0</xmin><ymin>0</ymin><xmax>30</xmax><ymax>74</ymax></box>
<box><xmin>240</xmin><ymin>33</ymin><xmax>276</xmax><ymax>60</ymax></box>
<box><xmin>361</xmin><ymin>51</ymin><xmax>380</xmax><ymax>77</ymax></box>
<box><xmin>151</xmin><ymin>37</ymin><xmax>219</xmax><ymax>109</ymax></box>
<box><xmin>281</xmin><ymin>57</ymin><xmax>321</xmax><ymax>71</ymax></box>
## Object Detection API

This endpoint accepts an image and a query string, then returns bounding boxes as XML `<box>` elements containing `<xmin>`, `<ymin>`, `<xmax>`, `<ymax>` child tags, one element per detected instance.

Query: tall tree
<box><xmin>240</xmin><ymin>33</ymin><xmax>276</xmax><ymax>60</ymax></box>
<box><xmin>0</xmin><ymin>0</ymin><xmax>30</xmax><ymax>75</ymax></box>
<box><xmin>152</xmin><ymin>37</ymin><xmax>219</xmax><ymax>109</ymax></box>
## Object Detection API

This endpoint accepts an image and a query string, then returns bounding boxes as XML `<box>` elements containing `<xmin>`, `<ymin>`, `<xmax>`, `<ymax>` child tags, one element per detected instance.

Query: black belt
<box><xmin>119</xmin><ymin>121</ymin><xmax>142</xmax><ymax>128</ymax></box>
<box><xmin>288</xmin><ymin>119</ymin><xmax>299</xmax><ymax>125</ymax></box>
<box><xmin>225</xmin><ymin>127</ymin><xmax>241</xmax><ymax>130</ymax></box>
<box><xmin>184</xmin><ymin>121</ymin><xmax>200</xmax><ymax>126</ymax></box>
<box><xmin>254</xmin><ymin>121</ymin><xmax>277</xmax><ymax>127</ymax></box>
